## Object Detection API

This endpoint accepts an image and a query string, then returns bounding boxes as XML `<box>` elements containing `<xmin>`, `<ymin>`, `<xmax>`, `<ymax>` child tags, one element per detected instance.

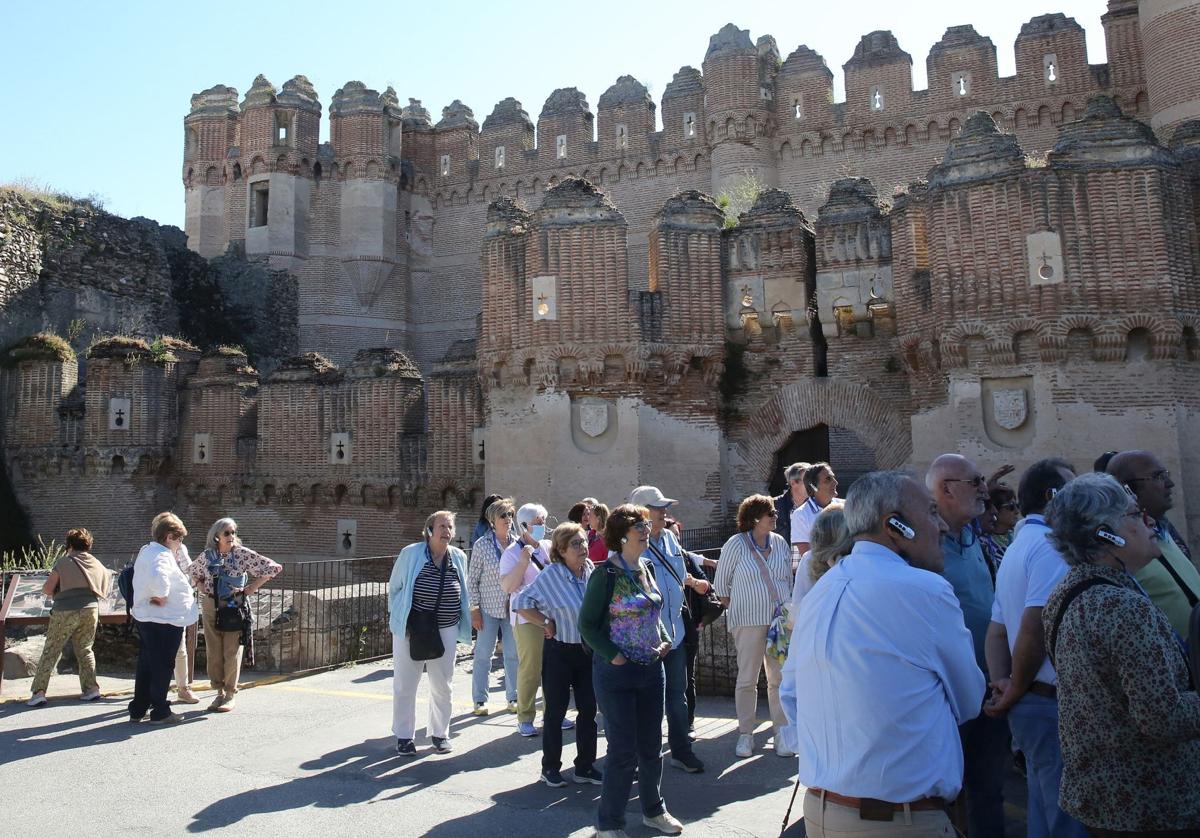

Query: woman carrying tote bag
<box><xmin>388</xmin><ymin>510</ymin><xmax>472</xmax><ymax>757</ymax></box>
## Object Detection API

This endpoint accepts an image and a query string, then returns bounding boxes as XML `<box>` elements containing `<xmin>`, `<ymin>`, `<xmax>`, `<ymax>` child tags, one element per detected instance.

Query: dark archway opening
<box><xmin>767</xmin><ymin>424</ymin><xmax>830</xmax><ymax>496</ymax></box>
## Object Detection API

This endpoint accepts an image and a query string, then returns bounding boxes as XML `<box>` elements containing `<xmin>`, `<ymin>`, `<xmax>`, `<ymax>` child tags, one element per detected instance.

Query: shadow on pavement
<box><xmin>0</xmin><ymin>702</ymin><xmax>208</xmax><ymax>763</ymax></box>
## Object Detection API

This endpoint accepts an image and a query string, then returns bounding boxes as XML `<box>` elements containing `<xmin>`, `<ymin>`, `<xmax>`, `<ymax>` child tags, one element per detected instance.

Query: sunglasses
<box><xmin>631</xmin><ymin>520</ymin><xmax>651</xmax><ymax>533</ymax></box>
<box><xmin>222</xmin><ymin>530</ymin><xmax>237</xmax><ymax>537</ymax></box>
<box><xmin>765</xmin><ymin>509</ymin><xmax>779</xmax><ymax>518</ymax></box>
<box><xmin>498</xmin><ymin>511</ymin><xmax>515</xmax><ymax>519</ymax></box>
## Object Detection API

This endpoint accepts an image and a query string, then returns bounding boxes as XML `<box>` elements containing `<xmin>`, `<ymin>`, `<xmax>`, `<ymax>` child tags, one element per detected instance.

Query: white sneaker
<box><xmin>643</xmin><ymin>811</ymin><xmax>684</xmax><ymax>835</ymax></box>
<box><xmin>79</xmin><ymin>687</ymin><xmax>102</xmax><ymax>702</ymax></box>
<box><xmin>26</xmin><ymin>692</ymin><xmax>47</xmax><ymax>707</ymax></box>
<box><xmin>735</xmin><ymin>733</ymin><xmax>754</xmax><ymax>758</ymax></box>
<box><xmin>775</xmin><ymin>741</ymin><xmax>795</xmax><ymax>758</ymax></box>
<box><xmin>594</xmin><ymin>831</ymin><xmax>629</xmax><ymax>838</ymax></box>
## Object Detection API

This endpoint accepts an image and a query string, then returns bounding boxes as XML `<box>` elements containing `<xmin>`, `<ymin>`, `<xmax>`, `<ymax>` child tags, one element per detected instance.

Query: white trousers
<box><xmin>392</xmin><ymin>626</ymin><xmax>458</xmax><ymax>740</ymax></box>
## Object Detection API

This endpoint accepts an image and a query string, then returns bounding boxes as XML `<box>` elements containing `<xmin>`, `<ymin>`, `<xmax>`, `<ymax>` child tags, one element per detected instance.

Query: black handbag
<box><xmin>214</xmin><ymin>599</ymin><xmax>244</xmax><ymax>632</ymax></box>
<box><xmin>406</xmin><ymin>557</ymin><xmax>449</xmax><ymax>661</ymax></box>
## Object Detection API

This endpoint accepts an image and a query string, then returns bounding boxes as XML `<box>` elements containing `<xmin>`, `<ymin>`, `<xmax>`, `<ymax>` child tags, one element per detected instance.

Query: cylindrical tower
<box><xmin>183</xmin><ymin>84</ymin><xmax>238</xmax><ymax>257</ymax></box>
<box><xmin>702</xmin><ymin>24</ymin><xmax>780</xmax><ymax>196</ymax></box>
<box><xmin>1140</xmin><ymin>0</ymin><xmax>1200</xmax><ymax>140</ymax></box>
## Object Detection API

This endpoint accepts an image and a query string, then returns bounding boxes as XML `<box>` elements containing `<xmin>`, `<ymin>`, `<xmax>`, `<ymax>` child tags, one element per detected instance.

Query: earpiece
<box><xmin>887</xmin><ymin>516</ymin><xmax>916</xmax><ymax>541</ymax></box>
<box><xmin>1095</xmin><ymin>529</ymin><xmax>1126</xmax><ymax>547</ymax></box>
<box><xmin>621</xmin><ymin>537</ymin><xmax>628</xmax><ymax>544</ymax></box>
<box><xmin>427</xmin><ymin>526</ymin><xmax>434</xmax><ymax>536</ymax></box>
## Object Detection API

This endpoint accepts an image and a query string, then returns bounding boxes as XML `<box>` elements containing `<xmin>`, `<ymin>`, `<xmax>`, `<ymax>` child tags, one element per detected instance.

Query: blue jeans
<box><xmin>663</xmin><ymin>644</ymin><xmax>696</xmax><ymax>759</ymax></box>
<box><xmin>471</xmin><ymin>612</ymin><xmax>517</xmax><ymax>705</ymax></box>
<box><xmin>1008</xmin><ymin>693</ymin><xmax>1088</xmax><ymax>838</ymax></box>
<box><xmin>592</xmin><ymin>655</ymin><xmax>666</xmax><ymax>831</ymax></box>
<box><xmin>959</xmin><ymin>711</ymin><xmax>1010</xmax><ymax>838</ymax></box>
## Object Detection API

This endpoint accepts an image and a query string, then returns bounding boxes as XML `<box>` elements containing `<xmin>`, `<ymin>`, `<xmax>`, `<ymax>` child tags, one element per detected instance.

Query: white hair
<box><xmin>516</xmin><ymin>503</ymin><xmax>548</xmax><ymax>532</ymax></box>
<box><xmin>205</xmin><ymin>517</ymin><xmax>241</xmax><ymax>553</ymax></box>
<box><xmin>842</xmin><ymin>470</ymin><xmax>917</xmax><ymax>538</ymax></box>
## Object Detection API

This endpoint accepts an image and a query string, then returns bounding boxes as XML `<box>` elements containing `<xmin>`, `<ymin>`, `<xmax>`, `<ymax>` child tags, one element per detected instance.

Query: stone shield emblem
<box><xmin>992</xmin><ymin>389</ymin><xmax>1028</xmax><ymax>431</ymax></box>
<box><xmin>579</xmin><ymin>403</ymin><xmax>608</xmax><ymax>438</ymax></box>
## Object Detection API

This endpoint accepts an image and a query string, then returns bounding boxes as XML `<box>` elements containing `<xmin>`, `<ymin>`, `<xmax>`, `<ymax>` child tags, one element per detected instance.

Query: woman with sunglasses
<box><xmin>1042</xmin><ymin>474</ymin><xmax>1200</xmax><ymax>835</ymax></box>
<box><xmin>468</xmin><ymin>497</ymin><xmax>520</xmax><ymax>715</ymax></box>
<box><xmin>189</xmin><ymin>517</ymin><xmax>281</xmax><ymax>713</ymax></box>
<box><xmin>714</xmin><ymin>493</ymin><xmax>793</xmax><ymax>759</ymax></box>
<box><xmin>580</xmin><ymin>504</ymin><xmax>682</xmax><ymax>837</ymax></box>
<box><xmin>513</xmin><ymin>522</ymin><xmax>603</xmax><ymax>788</ymax></box>
<box><xmin>981</xmin><ymin>483</ymin><xmax>1019</xmax><ymax>577</ymax></box>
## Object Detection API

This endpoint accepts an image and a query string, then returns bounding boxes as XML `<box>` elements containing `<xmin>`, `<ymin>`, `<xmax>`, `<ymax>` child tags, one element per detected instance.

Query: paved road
<box><xmin>0</xmin><ymin>657</ymin><xmax>1027</xmax><ymax>836</ymax></box>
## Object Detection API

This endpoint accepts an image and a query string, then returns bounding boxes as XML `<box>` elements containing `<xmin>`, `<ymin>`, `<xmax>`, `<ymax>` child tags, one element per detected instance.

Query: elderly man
<box><xmin>772</xmin><ymin>462</ymin><xmax>810</xmax><ymax>547</ymax></box>
<box><xmin>927</xmin><ymin>453</ymin><xmax>1009</xmax><ymax>838</ymax></box>
<box><xmin>792</xmin><ymin>462</ymin><xmax>839</xmax><ymax>556</ymax></box>
<box><xmin>788</xmin><ymin>470</ymin><xmax>984</xmax><ymax>835</ymax></box>
<box><xmin>1108</xmin><ymin>450</ymin><xmax>1200</xmax><ymax>636</ymax></box>
<box><xmin>984</xmin><ymin>459</ymin><xmax>1088</xmax><ymax>838</ymax></box>
<box><xmin>630</xmin><ymin>485</ymin><xmax>710</xmax><ymax>774</ymax></box>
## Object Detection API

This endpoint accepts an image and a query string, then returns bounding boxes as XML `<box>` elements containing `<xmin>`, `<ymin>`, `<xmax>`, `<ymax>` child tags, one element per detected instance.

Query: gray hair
<box><xmin>205</xmin><ymin>517</ymin><xmax>241</xmax><ymax>552</ymax></box>
<box><xmin>1045</xmin><ymin>473</ymin><xmax>1131</xmax><ymax>567</ymax></box>
<box><xmin>808</xmin><ymin>506</ymin><xmax>853</xmax><ymax>582</ymax></box>
<box><xmin>423</xmin><ymin>510</ymin><xmax>457</xmax><ymax>542</ymax></box>
<box><xmin>785</xmin><ymin>462</ymin><xmax>811</xmax><ymax>483</ymax></box>
<box><xmin>842</xmin><ymin>470</ymin><xmax>916</xmax><ymax>539</ymax></box>
<box><xmin>516</xmin><ymin>502</ymin><xmax>548</xmax><ymax>531</ymax></box>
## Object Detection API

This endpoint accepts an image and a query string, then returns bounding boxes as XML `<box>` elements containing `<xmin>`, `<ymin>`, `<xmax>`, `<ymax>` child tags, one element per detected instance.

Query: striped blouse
<box><xmin>468</xmin><ymin>530</ymin><xmax>514</xmax><ymax>620</ymax></box>
<box><xmin>412</xmin><ymin>552</ymin><xmax>463</xmax><ymax>629</ymax></box>
<box><xmin>511</xmin><ymin>560</ymin><xmax>594</xmax><ymax>645</ymax></box>
<box><xmin>714</xmin><ymin>531</ymin><xmax>792</xmax><ymax>630</ymax></box>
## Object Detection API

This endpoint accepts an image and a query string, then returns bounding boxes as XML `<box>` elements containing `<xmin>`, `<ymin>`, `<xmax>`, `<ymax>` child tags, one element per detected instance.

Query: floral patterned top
<box><xmin>189</xmin><ymin>545</ymin><xmax>282</xmax><ymax>599</ymax></box>
<box><xmin>579</xmin><ymin>558</ymin><xmax>669</xmax><ymax>665</ymax></box>
<box><xmin>1042</xmin><ymin>562</ymin><xmax>1200</xmax><ymax>831</ymax></box>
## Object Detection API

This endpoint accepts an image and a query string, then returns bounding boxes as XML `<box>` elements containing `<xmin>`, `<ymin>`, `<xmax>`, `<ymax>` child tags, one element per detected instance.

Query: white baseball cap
<box><xmin>629</xmin><ymin>485</ymin><xmax>677</xmax><ymax>508</ymax></box>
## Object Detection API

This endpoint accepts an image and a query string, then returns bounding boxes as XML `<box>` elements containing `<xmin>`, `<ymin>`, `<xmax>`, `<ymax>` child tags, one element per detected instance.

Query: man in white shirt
<box><xmin>790</xmin><ymin>462</ymin><xmax>839</xmax><ymax>555</ymax></box>
<box><xmin>786</xmin><ymin>469</ymin><xmax>984</xmax><ymax>835</ymax></box>
<box><xmin>984</xmin><ymin>458</ymin><xmax>1088</xmax><ymax>837</ymax></box>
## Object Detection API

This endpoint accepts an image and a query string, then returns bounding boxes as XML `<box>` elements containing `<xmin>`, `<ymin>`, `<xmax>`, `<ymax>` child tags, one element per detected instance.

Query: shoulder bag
<box><xmin>207</xmin><ymin>550</ymin><xmax>247</xmax><ymax>633</ymax></box>
<box><xmin>406</xmin><ymin>551</ymin><xmax>449</xmax><ymax>661</ymax></box>
<box><xmin>744</xmin><ymin>534</ymin><xmax>791</xmax><ymax>665</ymax></box>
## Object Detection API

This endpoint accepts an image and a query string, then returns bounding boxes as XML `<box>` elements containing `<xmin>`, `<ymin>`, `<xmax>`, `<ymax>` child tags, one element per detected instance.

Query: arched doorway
<box><xmin>768</xmin><ymin>425</ymin><xmax>829</xmax><ymax>495</ymax></box>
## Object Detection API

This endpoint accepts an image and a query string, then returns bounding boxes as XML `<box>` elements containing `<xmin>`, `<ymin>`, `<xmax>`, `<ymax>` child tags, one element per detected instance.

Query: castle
<box><xmin>3</xmin><ymin>0</ymin><xmax>1200</xmax><ymax>561</ymax></box>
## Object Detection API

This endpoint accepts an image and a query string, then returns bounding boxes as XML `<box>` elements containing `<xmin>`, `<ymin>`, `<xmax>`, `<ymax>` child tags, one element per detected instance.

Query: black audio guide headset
<box><xmin>886</xmin><ymin>516</ymin><xmax>916</xmax><ymax>541</ymax></box>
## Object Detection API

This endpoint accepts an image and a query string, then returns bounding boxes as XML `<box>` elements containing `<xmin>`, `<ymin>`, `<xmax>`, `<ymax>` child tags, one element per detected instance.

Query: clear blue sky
<box><xmin>0</xmin><ymin>0</ymin><xmax>1110</xmax><ymax>227</ymax></box>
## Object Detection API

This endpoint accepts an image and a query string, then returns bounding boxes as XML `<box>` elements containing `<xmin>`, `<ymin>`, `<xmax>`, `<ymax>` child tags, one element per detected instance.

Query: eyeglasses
<box><xmin>631</xmin><ymin>520</ymin><xmax>651</xmax><ymax>533</ymax></box>
<box><xmin>1128</xmin><ymin>470</ymin><xmax>1170</xmax><ymax>485</ymax></box>
<box><xmin>946</xmin><ymin>476</ymin><xmax>987</xmax><ymax>488</ymax></box>
<box><xmin>1122</xmin><ymin>508</ymin><xmax>1156</xmax><ymax>528</ymax></box>
<box><xmin>568</xmin><ymin>538</ymin><xmax>588</xmax><ymax>549</ymax></box>
<box><xmin>222</xmin><ymin>530</ymin><xmax>237</xmax><ymax>537</ymax></box>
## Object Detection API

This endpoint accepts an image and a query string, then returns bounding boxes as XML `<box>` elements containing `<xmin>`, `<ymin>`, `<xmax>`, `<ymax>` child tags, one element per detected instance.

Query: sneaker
<box><xmin>518</xmin><ymin>721</ymin><xmax>539</xmax><ymax>737</ymax></box>
<box><xmin>215</xmin><ymin>696</ymin><xmax>235</xmax><ymax>713</ymax></box>
<box><xmin>149</xmin><ymin>712</ymin><xmax>184</xmax><ymax>725</ymax></box>
<box><xmin>207</xmin><ymin>694</ymin><xmax>227</xmax><ymax>713</ymax></box>
<box><xmin>735</xmin><ymin>733</ymin><xmax>754</xmax><ymax>758</ymax></box>
<box><xmin>25</xmin><ymin>692</ymin><xmax>47</xmax><ymax>707</ymax></box>
<box><xmin>574</xmin><ymin>766</ymin><xmax>604</xmax><ymax>785</ymax></box>
<box><xmin>129</xmin><ymin>715</ymin><xmax>146</xmax><ymax>723</ymax></box>
<box><xmin>669</xmin><ymin>754</ymin><xmax>705</xmax><ymax>774</ymax></box>
<box><xmin>396</xmin><ymin>738</ymin><xmax>417</xmax><ymax>757</ymax></box>
<box><xmin>431</xmin><ymin>736</ymin><xmax>452</xmax><ymax>754</ymax></box>
<box><xmin>561</xmin><ymin>717</ymin><xmax>576</xmax><ymax>730</ymax></box>
<box><xmin>473</xmin><ymin>703</ymin><xmax>489</xmax><ymax>717</ymax></box>
<box><xmin>774</xmin><ymin>741</ymin><xmax>794</xmax><ymax>758</ymax></box>
<box><xmin>540</xmin><ymin>769</ymin><xmax>568</xmax><ymax>788</ymax></box>
<box><xmin>507</xmin><ymin>700</ymin><xmax>519</xmax><ymax>714</ymax></box>
<box><xmin>174</xmin><ymin>689</ymin><xmax>200</xmax><ymax>705</ymax></box>
<box><xmin>80</xmin><ymin>687</ymin><xmax>102</xmax><ymax>702</ymax></box>
<box><xmin>687</xmin><ymin>723</ymin><xmax>697</xmax><ymax>742</ymax></box>
<box><xmin>642</xmin><ymin>811</ymin><xmax>684</xmax><ymax>835</ymax></box>
<box><xmin>595</xmin><ymin>831</ymin><xmax>630</xmax><ymax>838</ymax></box>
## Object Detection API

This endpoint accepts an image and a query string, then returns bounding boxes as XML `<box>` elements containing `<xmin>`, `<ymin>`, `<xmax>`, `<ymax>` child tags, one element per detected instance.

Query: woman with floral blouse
<box><xmin>189</xmin><ymin>517</ymin><xmax>281</xmax><ymax>713</ymax></box>
<box><xmin>1043</xmin><ymin>474</ymin><xmax>1200</xmax><ymax>835</ymax></box>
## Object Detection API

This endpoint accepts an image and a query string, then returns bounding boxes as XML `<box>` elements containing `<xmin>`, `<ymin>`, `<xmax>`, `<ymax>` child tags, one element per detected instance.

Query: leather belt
<box><xmin>808</xmin><ymin>788</ymin><xmax>947</xmax><ymax>821</ymax></box>
<box><xmin>1028</xmin><ymin>681</ymin><xmax>1057</xmax><ymax>699</ymax></box>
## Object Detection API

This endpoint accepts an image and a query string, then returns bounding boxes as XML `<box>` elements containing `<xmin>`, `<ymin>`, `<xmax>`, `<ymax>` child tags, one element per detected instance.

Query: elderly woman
<box><xmin>27</xmin><ymin>528</ymin><xmax>111</xmax><ymax>706</ymax></box>
<box><xmin>129</xmin><ymin>513</ymin><xmax>198</xmax><ymax>724</ymax></box>
<box><xmin>580</xmin><ymin>504</ymin><xmax>681</xmax><ymax>837</ymax></box>
<box><xmin>147</xmin><ymin>511</ymin><xmax>202</xmax><ymax>706</ymax></box>
<box><xmin>499</xmin><ymin>502</ymin><xmax>551</xmax><ymax>737</ymax></box>
<box><xmin>1042</xmin><ymin>473</ymin><xmax>1200</xmax><ymax>835</ymax></box>
<box><xmin>715</xmin><ymin>493</ymin><xmax>794</xmax><ymax>759</ymax></box>
<box><xmin>468</xmin><ymin>497</ymin><xmax>519</xmax><ymax>716</ymax></box>
<box><xmin>389</xmin><ymin>510</ymin><xmax>472</xmax><ymax>756</ymax></box>
<box><xmin>188</xmin><ymin>517</ymin><xmax>281</xmax><ymax>713</ymax></box>
<box><xmin>789</xmin><ymin>506</ymin><xmax>852</xmax><ymax>609</ymax></box>
<box><xmin>514</xmin><ymin>522</ymin><xmax>603</xmax><ymax>788</ymax></box>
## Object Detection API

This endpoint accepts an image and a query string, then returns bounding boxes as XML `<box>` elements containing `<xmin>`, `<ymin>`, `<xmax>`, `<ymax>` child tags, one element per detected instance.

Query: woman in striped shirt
<box><xmin>468</xmin><ymin>497</ymin><xmax>519</xmax><ymax>716</ymax></box>
<box><xmin>388</xmin><ymin>510</ymin><xmax>472</xmax><ymax>757</ymax></box>
<box><xmin>514</xmin><ymin>522</ymin><xmax>603</xmax><ymax>788</ymax></box>
<box><xmin>714</xmin><ymin>494</ymin><xmax>793</xmax><ymax>759</ymax></box>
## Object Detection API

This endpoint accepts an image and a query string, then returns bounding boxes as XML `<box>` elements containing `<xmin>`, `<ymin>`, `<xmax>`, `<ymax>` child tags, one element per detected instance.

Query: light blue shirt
<box><xmin>781</xmin><ymin>541</ymin><xmax>985</xmax><ymax>802</ymax></box>
<box><xmin>990</xmin><ymin>515</ymin><xmax>1066</xmax><ymax>686</ymax></box>
<box><xmin>511</xmin><ymin>560</ymin><xmax>593</xmax><ymax>644</ymax></box>
<box><xmin>940</xmin><ymin>526</ymin><xmax>995</xmax><ymax>673</ymax></box>
<box><xmin>388</xmin><ymin>542</ymin><xmax>472</xmax><ymax>644</ymax></box>
<box><xmin>643</xmin><ymin>528</ymin><xmax>687</xmax><ymax>649</ymax></box>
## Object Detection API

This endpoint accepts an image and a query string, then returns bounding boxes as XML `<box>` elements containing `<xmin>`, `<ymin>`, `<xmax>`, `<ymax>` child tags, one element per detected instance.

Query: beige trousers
<box><xmin>732</xmin><ymin>624</ymin><xmax>786</xmax><ymax>735</ymax></box>
<box><xmin>513</xmin><ymin>621</ymin><xmax>545</xmax><ymax>723</ymax></box>
<box><xmin>803</xmin><ymin>793</ymin><xmax>954</xmax><ymax>836</ymax></box>
<box><xmin>201</xmin><ymin>597</ymin><xmax>244</xmax><ymax>696</ymax></box>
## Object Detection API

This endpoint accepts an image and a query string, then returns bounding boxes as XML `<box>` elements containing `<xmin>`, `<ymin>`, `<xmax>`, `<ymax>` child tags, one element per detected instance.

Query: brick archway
<box><xmin>736</xmin><ymin>378</ymin><xmax>911</xmax><ymax>491</ymax></box>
